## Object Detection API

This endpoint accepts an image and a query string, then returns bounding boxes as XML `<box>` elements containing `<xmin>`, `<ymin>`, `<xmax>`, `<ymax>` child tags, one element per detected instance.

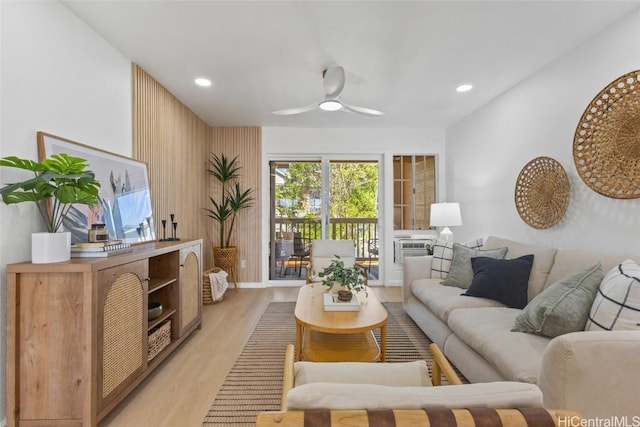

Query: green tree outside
<box><xmin>275</xmin><ymin>161</ymin><xmax>378</xmax><ymax>219</ymax></box>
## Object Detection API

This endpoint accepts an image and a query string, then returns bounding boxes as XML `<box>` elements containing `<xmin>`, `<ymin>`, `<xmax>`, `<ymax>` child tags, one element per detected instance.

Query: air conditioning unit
<box><xmin>394</xmin><ymin>238</ymin><xmax>435</xmax><ymax>264</ymax></box>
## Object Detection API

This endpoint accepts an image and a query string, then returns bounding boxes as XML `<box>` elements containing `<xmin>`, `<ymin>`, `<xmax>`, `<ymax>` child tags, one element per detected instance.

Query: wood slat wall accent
<box><xmin>132</xmin><ymin>64</ymin><xmax>213</xmax><ymax>268</ymax></box>
<box><xmin>210</xmin><ymin>127</ymin><xmax>262</xmax><ymax>282</ymax></box>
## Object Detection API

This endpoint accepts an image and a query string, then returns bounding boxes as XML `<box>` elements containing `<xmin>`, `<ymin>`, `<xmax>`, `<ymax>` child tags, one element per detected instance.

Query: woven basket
<box><xmin>213</xmin><ymin>246</ymin><xmax>237</xmax><ymax>269</ymax></box>
<box><xmin>515</xmin><ymin>156</ymin><xmax>570</xmax><ymax>229</ymax></box>
<box><xmin>203</xmin><ymin>267</ymin><xmax>224</xmax><ymax>304</ymax></box>
<box><xmin>573</xmin><ymin>70</ymin><xmax>640</xmax><ymax>199</ymax></box>
<box><xmin>147</xmin><ymin>319</ymin><xmax>171</xmax><ymax>362</ymax></box>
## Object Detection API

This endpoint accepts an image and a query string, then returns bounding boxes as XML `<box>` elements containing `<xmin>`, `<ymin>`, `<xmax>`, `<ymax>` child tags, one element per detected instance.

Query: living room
<box><xmin>2</xmin><ymin>1</ymin><xmax>640</xmax><ymax>426</ymax></box>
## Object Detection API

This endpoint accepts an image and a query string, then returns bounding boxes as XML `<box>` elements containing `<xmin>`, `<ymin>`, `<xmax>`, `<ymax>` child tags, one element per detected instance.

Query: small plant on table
<box><xmin>318</xmin><ymin>255</ymin><xmax>366</xmax><ymax>301</ymax></box>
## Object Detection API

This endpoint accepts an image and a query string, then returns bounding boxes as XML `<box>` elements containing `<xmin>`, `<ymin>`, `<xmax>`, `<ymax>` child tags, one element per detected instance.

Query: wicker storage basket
<box><xmin>203</xmin><ymin>267</ymin><xmax>224</xmax><ymax>304</ymax></box>
<box><xmin>147</xmin><ymin>319</ymin><xmax>171</xmax><ymax>362</ymax></box>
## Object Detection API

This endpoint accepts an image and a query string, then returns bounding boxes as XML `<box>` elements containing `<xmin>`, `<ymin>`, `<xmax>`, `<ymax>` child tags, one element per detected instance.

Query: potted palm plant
<box><xmin>0</xmin><ymin>153</ymin><xmax>100</xmax><ymax>263</ymax></box>
<box><xmin>205</xmin><ymin>153</ymin><xmax>254</xmax><ymax>273</ymax></box>
<box><xmin>318</xmin><ymin>255</ymin><xmax>366</xmax><ymax>301</ymax></box>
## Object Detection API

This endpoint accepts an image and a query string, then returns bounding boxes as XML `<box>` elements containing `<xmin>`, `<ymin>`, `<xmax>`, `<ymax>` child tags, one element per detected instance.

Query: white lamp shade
<box><xmin>430</xmin><ymin>202</ymin><xmax>462</xmax><ymax>227</ymax></box>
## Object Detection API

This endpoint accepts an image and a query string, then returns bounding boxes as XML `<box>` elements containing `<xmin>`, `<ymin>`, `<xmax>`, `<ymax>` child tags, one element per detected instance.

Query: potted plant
<box><xmin>205</xmin><ymin>153</ymin><xmax>254</xmax><ymax>273</ymax></box>
<box><xmin>318</xmin><ymin>255</ymin><xmax>366</xmax><ymax>301</ymax></box>
<box><xmin>0</xmin><ymin>153</ymin><xmax>100</xmax><ymax>263</ymax></box>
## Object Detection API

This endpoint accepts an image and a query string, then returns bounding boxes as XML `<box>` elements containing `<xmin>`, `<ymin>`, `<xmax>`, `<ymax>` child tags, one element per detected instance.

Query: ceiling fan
<box><xmin>272</xmin><ymin>66</ymin><xmax>384</xmax><ymax>116</ymax></box>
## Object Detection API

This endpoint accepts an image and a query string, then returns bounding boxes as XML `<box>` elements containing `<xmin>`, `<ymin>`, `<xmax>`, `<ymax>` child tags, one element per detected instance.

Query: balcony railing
<box><xmin>274</xmin><ymin>217</ymin><xmax>378</xmax><ymax>259</ymax></box>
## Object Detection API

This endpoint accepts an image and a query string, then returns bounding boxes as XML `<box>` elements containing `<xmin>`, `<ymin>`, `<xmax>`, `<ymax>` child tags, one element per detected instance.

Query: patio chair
<box><xmin>367</xmin><ymin>237</ymin><xmax>379</xmax><ymax>269</ymax></box>
<box><xmin>290</xmin><ymin>232</ymin><xmax>310</xmax><ymax>277</ymax></box>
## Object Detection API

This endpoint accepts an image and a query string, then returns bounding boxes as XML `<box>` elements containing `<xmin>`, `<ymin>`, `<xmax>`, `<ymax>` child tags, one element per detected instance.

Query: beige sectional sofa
<box><xmin>403</xmin><ymin>236</ymin><xmax>640</xmax><ymax>419</ymax></box>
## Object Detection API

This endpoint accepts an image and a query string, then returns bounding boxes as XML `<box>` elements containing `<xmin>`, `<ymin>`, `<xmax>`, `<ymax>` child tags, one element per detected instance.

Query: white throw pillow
<box><xmin>431</xmin><ymin>238</ymin><xmax>483</xmax><ymax>279</ymax></box>
<box><xmin>294</xmin><ymin>360</ymin><xmax>431</xmax><ymax>387</ymax></box>
<box><xmin>585</xmin><ymin>260</ymin><xmax>640</xmax><ymax>331</ymax></box>
<box><xmin>286</xmin><ymin>381</ymin><xmax>543</xmax><ymax>410</ymax></box>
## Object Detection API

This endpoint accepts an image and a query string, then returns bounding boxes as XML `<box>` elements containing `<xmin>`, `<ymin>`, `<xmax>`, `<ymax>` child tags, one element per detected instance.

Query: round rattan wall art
<box><xmin>515</xmin><ymin>156</ymin><xmax>570</xmax><ymax>229</ymax></box>
<box><xmin>573</xmin><ymin>70</ymin><xmax>640</xmax><ymax>199</ymax></box>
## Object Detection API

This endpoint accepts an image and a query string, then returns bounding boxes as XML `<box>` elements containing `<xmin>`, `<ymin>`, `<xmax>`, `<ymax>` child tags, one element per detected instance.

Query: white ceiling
<box><xmin>63</xmin><ymin>1</ymin><xmax>639</xmax><ymax>129</ymax></box>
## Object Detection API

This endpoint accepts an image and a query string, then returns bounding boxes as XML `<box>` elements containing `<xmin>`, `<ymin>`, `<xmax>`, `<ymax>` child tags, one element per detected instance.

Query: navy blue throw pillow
<box><xmin>463</xmin><ymin>254</ymin><xmax>534</xmax><ymax>309</ymax></box>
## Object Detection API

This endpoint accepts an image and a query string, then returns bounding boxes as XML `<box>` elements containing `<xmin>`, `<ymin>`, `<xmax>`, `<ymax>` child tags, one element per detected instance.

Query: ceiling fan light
<box><xmin>319</xmin><ymin>100</ymin><xmax>342</xmax><ymax>111</ymax></box>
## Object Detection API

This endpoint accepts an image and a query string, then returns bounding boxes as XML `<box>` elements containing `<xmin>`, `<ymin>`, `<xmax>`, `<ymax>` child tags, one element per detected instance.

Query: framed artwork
<box><xmin>37</xmin><ymin>132</ymin><xmax>156</xmax><ymax>244</ymax></box>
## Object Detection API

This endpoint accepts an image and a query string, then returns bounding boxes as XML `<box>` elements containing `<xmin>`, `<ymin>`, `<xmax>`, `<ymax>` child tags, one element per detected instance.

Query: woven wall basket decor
<box><xmin>573</xmin><ymin>70</ymin><xmax>640</xmax><ymax>199</ymax></box>
<box><xmin>515</xmin><ymin>156</ymin><xmax>570</xmax><ymax>229</ymax></box>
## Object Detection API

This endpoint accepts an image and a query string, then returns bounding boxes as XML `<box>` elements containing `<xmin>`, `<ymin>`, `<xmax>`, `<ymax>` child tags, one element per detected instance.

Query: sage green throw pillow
<box><xmin>441</xmin><ymin>243</ymin><xmax>508</xmax><ymax>289</ymax></box>
<box><xmin>512</xmin><ymin>263</ymin><xmax>603</xmax><ymax>338</ymax></box>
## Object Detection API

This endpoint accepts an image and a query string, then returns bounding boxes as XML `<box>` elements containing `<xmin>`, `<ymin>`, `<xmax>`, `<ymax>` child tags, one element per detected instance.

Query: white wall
<box><xmin>0</xmin><ymin>1</ymin><xmax>131</xmax><ymax>422</ymax></box>
<box><xmin>446</xmin><ymin>9</ymin><xmax>640</xmax><ymax>254</ymax></box>
<box><xmin>262</xmin><ymin>127</ymin><xmax>446</xmax><ymax>285</ymax></box>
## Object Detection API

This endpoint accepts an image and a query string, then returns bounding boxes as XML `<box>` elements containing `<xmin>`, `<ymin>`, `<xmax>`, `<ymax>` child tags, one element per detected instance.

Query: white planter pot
<box><xmin>31</xmin><ymin>232</ymin><xmax>71</xmax><ymax>264</ymax></box>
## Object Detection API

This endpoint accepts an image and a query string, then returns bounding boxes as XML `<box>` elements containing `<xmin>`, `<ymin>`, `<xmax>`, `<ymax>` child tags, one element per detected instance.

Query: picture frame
<box><xmin>37</xmin><ymin>131</ymin><xmax>156</xmax><ymax>244</ymax></box>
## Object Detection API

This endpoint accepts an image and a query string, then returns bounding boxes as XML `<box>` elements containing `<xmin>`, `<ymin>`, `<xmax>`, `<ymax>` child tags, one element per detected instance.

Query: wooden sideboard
<box><xmin>6</xmin><ymin>239</ymin><xmax>203</xmax><ymax>427</ymax></box>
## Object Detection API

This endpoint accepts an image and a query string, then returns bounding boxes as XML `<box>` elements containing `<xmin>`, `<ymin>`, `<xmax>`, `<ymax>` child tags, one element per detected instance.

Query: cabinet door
<box><xmin>179</xmin><ymin>243</ymin><xmax>202</xmax><ymax>335</ymax></box>
<box><xmin>97</xmin><ymin>260</ymin><xmax>148</xmax><ymax>412</ymax></box>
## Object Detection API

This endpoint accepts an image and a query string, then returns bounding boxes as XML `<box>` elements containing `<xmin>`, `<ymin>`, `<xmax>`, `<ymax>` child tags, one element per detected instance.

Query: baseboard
<box><xmin>236</xmin><ymin>282</ymin><xmax>268</xmax><ymax>289</ymax></box>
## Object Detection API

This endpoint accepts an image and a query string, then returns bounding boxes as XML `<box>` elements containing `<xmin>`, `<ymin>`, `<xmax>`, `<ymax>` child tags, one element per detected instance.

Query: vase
<box><xmin>213</xmin><ymin>246</ymin><xmax>238</xmax><ymax>269</ymax></box>
<box><xmin>31</xmin><ymin>231</ymin><xmax>71</xmax><ymax>264</ymax></box>
<box><xmin>337</xmin><ymin>289</ymin><xmax>353</xmax><ymax>302</ymax></box>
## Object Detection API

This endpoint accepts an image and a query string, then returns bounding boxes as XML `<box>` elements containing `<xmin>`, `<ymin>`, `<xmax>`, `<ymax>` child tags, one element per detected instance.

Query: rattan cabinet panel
<box><xmin>97</xmin><ymin>261</ymin><xmax>147</xmax><ymax>413</ymax></box>
<box><xmin>6</xmin><ymin>239</ymin><xmax>203</xmax><ymax>427</ymax></box>
<box><xmin>180</xmin><ymin>243</ymin><xmax>202</xmax><ymax>335</ymax></box>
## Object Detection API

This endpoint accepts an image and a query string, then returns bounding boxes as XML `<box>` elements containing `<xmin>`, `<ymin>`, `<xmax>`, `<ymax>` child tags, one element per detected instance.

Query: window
<box><xmin>393</xmin><ymin>155</ymin><xmax>436</xmax><ymax>230</ymax></box>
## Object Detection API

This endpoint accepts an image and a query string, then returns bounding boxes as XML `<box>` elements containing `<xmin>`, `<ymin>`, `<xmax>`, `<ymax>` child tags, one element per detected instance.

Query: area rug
<box><xmin>202</xmin><ymin>301</ymin><xmax>456</xmax><ymax>426</ymax></box>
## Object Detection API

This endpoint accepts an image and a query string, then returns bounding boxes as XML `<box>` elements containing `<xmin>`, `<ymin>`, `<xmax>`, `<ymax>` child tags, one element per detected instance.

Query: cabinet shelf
<box><xmin>148</xmin><ymin>308</ymin><xmax>177</xmax><ymax>332</ymax></box>
<box><xmin>148</xmin><ymin>277</ymin><xmax>177</xmax><ymax>293</ymax></box>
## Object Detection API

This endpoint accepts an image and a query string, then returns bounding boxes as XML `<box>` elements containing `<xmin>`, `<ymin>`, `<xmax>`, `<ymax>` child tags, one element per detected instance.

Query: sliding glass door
<box><xmin>269</xmin><ymin>158</ymin><xmax>380</xmax><ymax>281</ymax></box>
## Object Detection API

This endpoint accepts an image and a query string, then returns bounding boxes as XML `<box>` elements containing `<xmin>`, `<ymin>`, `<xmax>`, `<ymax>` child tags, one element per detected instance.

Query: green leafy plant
<box><xmin>205</xmin><ymin>153</ymin><xmax>254</xmax><ymax>248</ymax></box>
<box><xmin>425</xmin><ymin>243</ymin><xmax>434</xmax><ymax>255</ymax></box>
<box><xmin>0</xmin><ymin>153</ymin><xmax>101</xmax><ymax>233</ymax></box>
<box><xmin>318</xmin><ymin>255</ymin><xmax>366</xmax><ymax>294</ymax></box>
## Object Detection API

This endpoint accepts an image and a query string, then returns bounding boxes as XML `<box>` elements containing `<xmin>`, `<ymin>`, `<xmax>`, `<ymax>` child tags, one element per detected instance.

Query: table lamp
<box><xmin>430</xmin><ymin>202</ymin><xmax>462</xmax><ymax>242</ymax></box>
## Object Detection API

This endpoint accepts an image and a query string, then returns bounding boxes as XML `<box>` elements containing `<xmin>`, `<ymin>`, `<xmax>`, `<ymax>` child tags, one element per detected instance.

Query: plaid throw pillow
<box><xmin>431</xmin><ymin>238</ymin><xmax>483</xmax><ymax>279</ymax></box>
<box><xmin>585</xmin><ymin>260</ymin><xmax>640</xmax><ymax>331</ymax></box>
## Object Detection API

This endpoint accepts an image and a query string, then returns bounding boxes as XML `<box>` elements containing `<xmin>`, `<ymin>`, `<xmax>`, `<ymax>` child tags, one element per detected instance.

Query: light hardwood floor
<box><xmin>99</xmin><ymin>286</ymin><xmax>402</xmax><ymax>427</ymax></box>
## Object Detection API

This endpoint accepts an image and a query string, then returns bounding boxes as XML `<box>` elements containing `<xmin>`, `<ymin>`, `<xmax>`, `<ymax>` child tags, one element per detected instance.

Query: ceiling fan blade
<box><xmin>323</xmin><ymin>66</ymin><xmax>345</xmax><ymax>98</ymax></box>
<box><xmin>272</xmin><ymin>103</ymin><xmax>318</xmax><ymax>115</ymax></box>
<box><xmin>342</xmin><ymin>102</ymin><xmax>384</xmax><ymax>116</ymax></box>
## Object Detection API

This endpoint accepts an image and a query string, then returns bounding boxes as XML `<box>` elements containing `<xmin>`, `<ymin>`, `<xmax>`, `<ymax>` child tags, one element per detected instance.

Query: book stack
<box><xmin>323</xmin><ymin>292</ymin><xmax>361</xmax><ymax>311</ymax></box>
<box><xmin>71</xmin><ymin>240</ymin><xmax>133</xmax><ymax>258</ymax></box>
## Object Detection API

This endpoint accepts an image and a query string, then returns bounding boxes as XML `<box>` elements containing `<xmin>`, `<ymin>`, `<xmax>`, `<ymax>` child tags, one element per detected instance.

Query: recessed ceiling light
<box><xmin>456</xmin><ymin>84</ymin><xmax>473</xmax><ymax>93</ymax></box>
<box><xmin>194</xmin><ymin>77</ymin><xmax>212</xmax><ymax>87</ymax></box>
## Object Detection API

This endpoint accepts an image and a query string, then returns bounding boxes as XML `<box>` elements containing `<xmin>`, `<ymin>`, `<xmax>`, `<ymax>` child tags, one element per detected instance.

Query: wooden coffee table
<box><xmin>294</xmin><ymin>284</ymin><xmax>388</xmax><ymax>362</ymax></box>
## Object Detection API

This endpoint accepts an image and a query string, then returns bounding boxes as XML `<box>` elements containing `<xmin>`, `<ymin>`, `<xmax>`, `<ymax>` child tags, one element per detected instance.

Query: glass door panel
<box><xmin>328</xmin><ymin>161</ymin><xmax>379</xmax><ymax>280</ymax></box>
<box><xmin>269</xmin><ymin>158</ymin><xmax>381</xmax><ymax>281</ymax></box>
<box><xmin>270</xmin><ymin>161</ymin><xmax>321</xmax><ymax>280</ymax></box>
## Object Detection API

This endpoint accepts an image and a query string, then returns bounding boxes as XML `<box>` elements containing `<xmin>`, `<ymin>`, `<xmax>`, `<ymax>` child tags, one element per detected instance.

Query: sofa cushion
<box><xmin>431</xmin><ymin>238</ymin><xmax>484</xmax><ymax>279</ymax></box>
<box><xmin>545</xmin><ymin>249</ymin><xmax>640</xmax><ymax>289</ymax></box>
<box><xmin>513</xmin><ymin>263</ymin><xmax>603</xmax><ymax>337</ymax></box>
<box><xmin>294</xmin><ymin>360</ymin><xmax>432</xmax><ymax>387</ymax></box>
<box><xmin>447</xmin><ymin>307</ymin><xmax>550</xmax><ymax>383</ymax></box>
<box><xmin>483</xmin><ymin>236</ymin><xmax>557</xmax><ymax>302</ymax></box>
<box><xmin>585</xmin><ymin>260</ymin><xmax>640</xmax><ymax>331</ymax></box>
<box><xmin>464</xmin><ymin>255</ymin><xmax>534</xmax><ymax>309</ymax></box>
<box><xmin>286</xmin><ymin>381</ymin><xmax>543</xmax><ymax>410</ymax></box>
<box><xmin>411</xmin><ymin>279</ymin><xmax>505</xmax><ymax>323</ymax></box>
<box><xmin>441</xmin><ymin>244</ymin><xmax>508</xmax><ymax>289</ymax></box>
